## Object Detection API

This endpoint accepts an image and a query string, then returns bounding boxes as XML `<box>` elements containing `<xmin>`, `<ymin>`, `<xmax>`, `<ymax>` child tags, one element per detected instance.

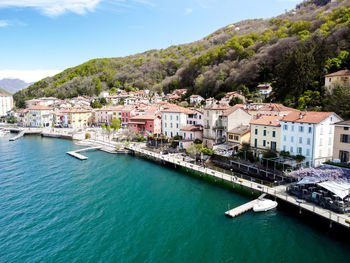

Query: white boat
<box><xmin>253</xmin><ymin>199</ymin><xmax>278</xmax><ymax>212</ymax></box>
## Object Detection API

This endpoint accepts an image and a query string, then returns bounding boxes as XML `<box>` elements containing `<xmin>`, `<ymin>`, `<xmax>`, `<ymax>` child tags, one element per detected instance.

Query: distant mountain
<box><xmin>0</xmin><ymin>78</ymin><xmax>30</xmax><ymax>94</ymax></box>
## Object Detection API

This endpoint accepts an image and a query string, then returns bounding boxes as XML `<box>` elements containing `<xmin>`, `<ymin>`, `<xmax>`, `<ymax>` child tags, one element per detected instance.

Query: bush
<box><xmin>194</xmin><ymin>139</ymin><xmax>202</xmax><ymax>145</ymax></box>
<box><xmin>200</xmin><ymin>147</ymin><xmax>214</xmax><ymax>156</ymax></box>
<box><xmin>85</xmin><ymin>133</ymin><xmax>91</xmax><ymax>139</ymax></box>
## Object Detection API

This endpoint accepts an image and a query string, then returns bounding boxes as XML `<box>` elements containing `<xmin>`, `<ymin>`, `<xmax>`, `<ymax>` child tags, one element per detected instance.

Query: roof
<box><xmin>318</xmin><ymin>181</ymin><xmax>350</xmax><ymax>199</ymax></box>
<box><xmin>27</xmin><ymin>104</ymin><xmax>52</xmax><ymax>110</ymax></box>
<box><xmin>334</xmin><ymin>120</ymin><xmax>350</xmax><ymax>126</ymax></box>
<box><xmin>130</xmin><ymin>115</ymin><xmax>158</xmax><ymax>120</ymax></box>
<box><xmin>221</xmin><ymin>104</ymin><xmax>245</xmax><ymax>116</ymax></box>
<box><xmin>204</xmin><ymin>103</ymin><xmax>230</xmax><ymax>110</ymax></box>
<box><xmin>190</xmin><ymin>95</ymin><xmax>202</xmax><ymax>98</ymax></box>
<box><xmin>161</xmin><ymin>104</ymin><xmax>193</xmax><ymax>114</ymax></box>
<box><xmin>0</xmin><ymin>93</ymin><xmax>12</xmax><ymax>97</ymax></box>
<box><xmin>180</xmin><ymin>125</ymin><xmax>203</xmax><ymax>132</ymax></box>
<box><xmin>61</xmin><ymin>108</ymin><xmax>92</xmax><ymax>114</ymax></box>
<box><xmin>250</xmin><ymin>115</ymin><xmax>282</xmax><ymax>127</ymax></box>
<box><xmin>325</xmin><ymin>69</ymin><xmax>350</xmax><ymax>77</ymax></box>
<box><xmin>95</xmin><ymin>106</ymin><xmax>124</xmax><ymax>112</ymax></box>
<box><xmin>256</xmin><ymin>103</ymin><xmax>296</xmax><ymax>112</ymax></box>
<box><xmin>257</xmin><ymin>83</ymin><xmax>272</xmax><ymax>89</ymax></box>
<box><xmin>228</xmin><ymin>125</ymin><xmax>250</xmax><ymax>135</ymax></box>
<box><xmin>281</xmin><ymin>111</ymin><xmax>334</xmax><ymax>124</ymax></box>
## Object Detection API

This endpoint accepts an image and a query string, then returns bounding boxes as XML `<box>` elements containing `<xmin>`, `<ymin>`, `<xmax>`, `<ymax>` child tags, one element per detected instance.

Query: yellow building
<box><xmin>227</xmin><ymin>125</ymin><xmax>250</xmax><ymax>153</ymax></box>
<box><xmin>250</xmin><ymin>116</ymin><xmax>282</xmax><ymax>153</ymax></box>
<box><xmin>325</xmin><ymin>70</ymin><xmax>350</xmax><ymax>93</ymax></box>
<box><xmin>333</xmin><ymin>120</ymin><xmax>350</xmax><ymax>163</ymax></box>
<box><xmin>62</xmin><ymin>109</ymin><xmax>92</xmax><ymax>129</ymax></box>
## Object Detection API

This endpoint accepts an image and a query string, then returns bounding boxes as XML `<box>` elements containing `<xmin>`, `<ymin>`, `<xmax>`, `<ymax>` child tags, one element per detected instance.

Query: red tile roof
<box><xmin>161</xmin><ymin>104</ymin><xmax>193</xmax><ymax>114</ymax></box>
<box><xmin>130</xmin><ymin>115</ymin><xmax>158</xmax><ymax>120</ymax></box>
<box><xmin>325</xmin><ymin>69</ymin><xmax>350</xmax><ymax>77</ymax></box>
<box><xmin>27</xmin><ymin>104</ymin><xmax>52</xmax><ymax>110</ymax></box>
<box><xmin>250</xmin><ymin>116</ymin><xmax>282</xmax><ymax>127</ymax></box>
<box><xmin>180</xmin><ymin>125</ymin><xmax>203</xmax><ymax>131</ymax></box>
<box><xmin>282</xmin><ymin>111</ymin><xmax>334</xmax><ymax>124</ymax></box>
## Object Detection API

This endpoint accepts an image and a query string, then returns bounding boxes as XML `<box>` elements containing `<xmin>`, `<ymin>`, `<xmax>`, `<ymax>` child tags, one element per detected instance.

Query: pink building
<box><xmin>94</xmin><ymin>106</ymin><xmax>123</xmax><ymax>125</ymax></box>
<box><xmin>180</xmin><ymin>125</ymin><xmax>203</xmax><ymax>149</ymax></box>
<box><xmin>121</xmin><ymin>105</ymin><xmax>135</xmax><ymax>126</ymax></box>
<box><xmin>128</xmin><ymin>115</ymin><xmax>161</xmax><ymax>135</ymax></box>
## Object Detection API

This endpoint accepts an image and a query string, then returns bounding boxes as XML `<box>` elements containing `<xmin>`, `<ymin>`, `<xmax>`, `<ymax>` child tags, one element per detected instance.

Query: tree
<box><xmin>111</xmin><ymin>118</ymin><xmax>121</xmax><ymax>131</ymax></box>
<box><xmin>229</xmin><ymin>97</ymin><xmax>243</xmax><ymax>106</ymax></box>
<box><xmin>186</xmin><ymin>144</ymin><xmax>202</xmax><ymax>157</ymax></box>
<box><xmin>325</xmin><ymin>86</ymin><xmax>350</xmax><ymax>119</ymax></box>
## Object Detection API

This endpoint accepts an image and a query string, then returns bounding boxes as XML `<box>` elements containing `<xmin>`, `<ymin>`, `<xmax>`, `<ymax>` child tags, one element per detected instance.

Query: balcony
<box><xmin>213</xmin><ymin>121</ymin><xmax>224</xmax><ymax>129</ymax></box>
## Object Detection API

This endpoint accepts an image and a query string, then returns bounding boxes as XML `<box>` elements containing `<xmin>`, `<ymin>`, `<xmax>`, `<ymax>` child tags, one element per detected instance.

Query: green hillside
<box><xmin>0</xmin><ymin>88</ymin><xmax>11</xmax><ymax>95</ymax></box>
<box><xmin>14</xmin><ymin>0</ymin><xmax>350</xmax><ymax>118</ymax></box>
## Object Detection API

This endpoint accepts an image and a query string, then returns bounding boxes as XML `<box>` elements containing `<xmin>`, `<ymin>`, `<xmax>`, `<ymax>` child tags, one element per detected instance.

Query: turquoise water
<box><xmin>0</xmin><ymin>135</ymin><xmax>349</xmax><ymax>263</ymax></box>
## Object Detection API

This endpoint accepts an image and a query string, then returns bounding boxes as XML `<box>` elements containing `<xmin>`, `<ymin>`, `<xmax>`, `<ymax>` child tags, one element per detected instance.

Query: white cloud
<box><xmin>0</xmin><ymin>0</ymin><xmax>103</xmax><ymax>16</ymax></box>
<box><xmin>185</xmin><ymin>8</ymin><xmax>193</xmax><ymax>15</ymax></box>
<box><xmin>0</xmin><ymin>69</ymin><xmax>62</xmax><ymax>83</ymax></box>
<box><xmin>0</xmin><ymin>0</ymin><xmax>155</xmax><ymax>16</ymax></box>
<box><xmin>0</xmin><ymin>20</ymin><xmax>9</xmax><ymax>27</ymax></box>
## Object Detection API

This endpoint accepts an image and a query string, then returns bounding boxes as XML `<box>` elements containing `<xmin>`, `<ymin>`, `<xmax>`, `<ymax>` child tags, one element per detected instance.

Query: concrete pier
<box><xmin>66</xmin><ymin>146</ymin><xmax>102</xmax><ymax>160</ymax></box>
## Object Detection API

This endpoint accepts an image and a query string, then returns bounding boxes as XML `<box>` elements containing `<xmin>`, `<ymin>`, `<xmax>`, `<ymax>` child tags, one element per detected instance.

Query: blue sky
<box><xmin>0</xmin><ymin>0</ymin><xmax>302</xmax><ymax>82</ymax></box>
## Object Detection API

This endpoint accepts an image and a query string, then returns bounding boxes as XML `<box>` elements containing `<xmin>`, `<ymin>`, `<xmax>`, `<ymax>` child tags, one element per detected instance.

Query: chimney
<box><xmin>299</xmin><ymin>112</ymin><xmax>303</xmax><ymax>119</ymax></box>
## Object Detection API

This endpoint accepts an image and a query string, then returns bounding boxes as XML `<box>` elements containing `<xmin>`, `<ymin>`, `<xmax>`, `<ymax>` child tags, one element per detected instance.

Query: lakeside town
<box><xmin>1</xmin><ymin>69</ymin><xmax>350</xmax><ymax>223</ymax></box>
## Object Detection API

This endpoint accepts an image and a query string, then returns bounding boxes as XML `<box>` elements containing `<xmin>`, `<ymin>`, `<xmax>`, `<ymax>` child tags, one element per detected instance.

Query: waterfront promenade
<box><xmin>126</xmin><ymin>144</ymin><xmax>350</xmax><ymax>229</ymax></box>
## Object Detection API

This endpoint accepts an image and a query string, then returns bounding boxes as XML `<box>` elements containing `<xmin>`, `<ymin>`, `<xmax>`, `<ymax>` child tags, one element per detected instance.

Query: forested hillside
<box><xmin>14</xmin><ymin>0</ymin><xmax>350</xmax><ymax>118</ymax></box>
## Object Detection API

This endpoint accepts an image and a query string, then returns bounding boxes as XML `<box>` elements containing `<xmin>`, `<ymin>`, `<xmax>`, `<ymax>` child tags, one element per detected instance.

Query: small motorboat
<box><xmin>253</xmin><ymin>199</ymin><xmax>278</xmax><ymax>212</ymax></box>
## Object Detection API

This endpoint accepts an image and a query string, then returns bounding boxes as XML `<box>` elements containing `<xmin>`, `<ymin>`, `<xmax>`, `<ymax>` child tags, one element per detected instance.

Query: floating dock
<box><xmin>66</xmin><ymin>146</ymin><xmax>102</xmax><ymax>160</ymax></box>
<box><xmin>9</xmin><ymin>130</ymin><xmax>25</xmax><ymax>141</ymax></box>
<box><xmin>225</xmin><ymin>194</ymin><xmax>266</xmax><ymax>218</ymax></box>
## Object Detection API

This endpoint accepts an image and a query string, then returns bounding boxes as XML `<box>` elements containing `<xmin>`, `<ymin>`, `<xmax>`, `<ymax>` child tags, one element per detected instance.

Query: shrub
<box><xmin>85</xmin><ymin>133</ymin><xmax>91</xmax><ymax>139</ymax></box>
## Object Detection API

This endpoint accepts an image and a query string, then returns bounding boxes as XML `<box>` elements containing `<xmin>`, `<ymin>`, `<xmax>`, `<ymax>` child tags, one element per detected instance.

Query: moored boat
<box><xmin>253</xmin><ymin>199</ymin><xmax>278</xmax><ymax>212</ymax></box>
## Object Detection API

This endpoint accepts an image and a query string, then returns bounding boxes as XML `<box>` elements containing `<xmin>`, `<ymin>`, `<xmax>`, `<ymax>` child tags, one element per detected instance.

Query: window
<box><xmin>299</xmin><ymin>126</ymin><xmax>304</xmax><ymax>132</ymax></box>
<box><xmin>176</xmin><ymin>124</ymin><xmax>179</xmax><ymax>128</ymax></box>
<box><xmin>341</xmin><ymin>134</ymin><xmax>349</xmax><ymax>143</ymax></box>
<box><xmin>263</xmin><ymin>140</ymin><xmax>266</xmax><ymax>147</ymax></box>
<box><xmin>254</xmin><ymin>139</ymin><xmax>257</xmax><ymax>147</ymax></box>
<box><xmin>299</xmin><ymin>137</ymin><xmax>302</xmax><ymax>144</ymax></box>
<box><xmin>308</xmin><ymin>127</ymin><xmax>312</xmax><ymax>134</ymax></box>
<box><xmin>339</xmin><ymin>150</ymin><xmax>349</xmax><ymax>162</ymax></box>
<box><xmin>263</xmin><ymin>130</ymin><xmax>266</xmax><ymax>136</ymax></box>
<box><xmin>291</xmin><ymin>136</ymin><xmax>294</xmax><ymax>143</ymax></box>
<box><xmin>176</xmin><ymin>116</ymin><xmax>179</xmax><ymax>121</ymax></box>
<box><xmin>184</xmin><ymin>132</ymin><xmax>186</xmax><ymax>139</ymax></box>
<box><xmin>344</xmin><ymin>127</ymin><xmax>349</xmax><ymax>131</ymax></box>
<box><xmin>306</xmin><ymin>149</ymin><xmax>310</xmax><ymax>156</ymax></box>
<box><xmin>165</xmin><ymin>115</ymin><xmax>167</xmax><ymax>120</ymax></box>
<box><xmin>283</xmin><ymin>135</ymin><xmax>287</xmax><ymax>142</ymax></box>
<box><xmin>271</xmin><ymin>141</ymin><xmax>276</xmax><ymax>151</ymax></box>
<box><xmin>165</xmin><ymin>123</ymin><xmax>167</xmax><ymax>128</ymax></box>
<box><xmin>307</xmin><ymin>138</ymin><xmax>311</xmax><ymax>145</ymax></box>
<box><xmin>234</xmin><ymin>135</ymin><xmax>239</xmax><ymax>141</ymax></box>
<box><xmin>165</xmin><ymin>131</ymin><xmax>167</xmax><ymax>136</ymax></box>
<box><xmin>272</xmin><ymin>131</ymin><xmax>276</xmax><ymax>138</ymax></box>
<box><xmin>150</xmin><ymin>124</ymin><xmax>152</xmax><ymax>128</ymax></box>
<box><xmin>283</xmin><ymin>125</ymin><xmax>288</xmax><ymax>130</ymax></box>
<box><xmin>190</xmin><ymin>133</ymin><xmax>193</xmax><ymax>140</ymax></box>
<box><xmin>229</xmin><ymin>135</ymin><xmax>233</xmax><ymax>140</ymax></box>
<box><xmin>255</xmin><ymin>129</ymin><xmax>258</xmax><ymax>135</ymax></box>
<box><xmin>290</xmin><ymin>146</ymin><xmax>294</xmax><ymax>153</ymax></box>
<box><xmin>297</xmin><ymin>147</ymin><xmax>302</xmax><ymax>155</ymax></box>
<box><xmin>170</xmin><ymin>123</ymin><xmax>173</xmax><ymax>128</ymax></box>
<box><xmin>170</xmin><ymin>115</ymin><xmax>173</xmax><ymax>121</ymax></box>
<box><xmin>283</xmin><ymin>145</ymin><xmax>286</xmax><ymax>151</ymax></box>
<box><xmin>199</xmin><ymin>115</ymin><xmax>201</xmax><ymax>119</ymax></box>
<box><xmin>291</xmin><ymin>126</ymin><xmax>294</xmax><ymax>132</ymax></box>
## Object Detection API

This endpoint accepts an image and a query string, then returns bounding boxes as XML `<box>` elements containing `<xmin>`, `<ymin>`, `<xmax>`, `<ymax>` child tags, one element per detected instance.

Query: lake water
<box><xmin>0</xmin><ymin>135</ymin><xmax>349</xmax><ymax>263</ymax></box>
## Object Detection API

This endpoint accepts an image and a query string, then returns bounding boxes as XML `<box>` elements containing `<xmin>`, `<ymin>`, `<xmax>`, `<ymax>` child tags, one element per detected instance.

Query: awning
<box><xmin>128</xmin><ymin>121</ymin><xmax>146</xmax><ymax>125</ymax></box>
<box><xmin>213</xmin><ymin>142</ymin><xmax>239</xmax><ymax>151</ymax></box>
<box><xmin>317</xmin><ymin>181</ymin><xmax>350</xmax><ymax>199</ymax></box>
<box><xmin>297</xmin><ymin>176</ymin><xmax>322</xmax><ymax>185</ymax></box>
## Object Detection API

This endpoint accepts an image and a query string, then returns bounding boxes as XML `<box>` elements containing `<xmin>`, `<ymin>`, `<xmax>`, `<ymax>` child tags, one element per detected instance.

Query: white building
<box><xmin>25</xmin><ymin>97</ymin><xmax>60</xmax><ymax>108</ymax></box>
<box><xmin>27</xmin><ymin>104</ymin><xmax>54</xmax><ymax>127</ymax></box>
<box><xmin>187</xmin><ymin>109</ymin><xmax>204</xmax><ymax>126</ymax></box>
<box><xmin>280</xmin><ymin>111</ymin><xmax>342</xmax><ymax>167</ymax></box>
<box><xmin>190</xmin><ymin>95</ymin><xmax>204</xmax><ymax>106</ymax></box>
<box><xmin>0</xmin><ymin>93</ymin><xmax>13</xmax><ymax>116</ymax></box>
<box><xmin>161</xmin><ymin>104</ymin><xmax>193</xmax><ymax>137</ymax></box>
<box><xmin>257</xmin><ymin>84</ymin><xmax>273</xmax><ymax>96</ymax></box>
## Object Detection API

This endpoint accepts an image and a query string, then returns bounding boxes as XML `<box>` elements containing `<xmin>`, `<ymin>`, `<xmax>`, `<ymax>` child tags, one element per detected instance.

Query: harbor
<box><xmin>125</xmin><ymin>144</ymin><xmax>350</xmax><ymax>229</ymax></box>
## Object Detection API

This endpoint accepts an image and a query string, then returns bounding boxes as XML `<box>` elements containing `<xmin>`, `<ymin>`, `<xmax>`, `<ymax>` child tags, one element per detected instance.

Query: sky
<box><xmin>0</xmin><ymin>0</ymin><xmax>303</xmax><ymax>82</ymax></box>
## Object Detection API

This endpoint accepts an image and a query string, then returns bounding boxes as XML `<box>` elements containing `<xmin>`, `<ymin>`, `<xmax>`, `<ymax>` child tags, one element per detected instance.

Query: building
<box><xmin>128</xmin><ymin>115</ymin><xmax>161</xmax><ymax>135</ymax></box>
<box><xmin>227</xmin><ymin>125</ymin><xmax>250</xmax><ymax>153</ymax></box>
<box><xmin>257</xmin><ymin>84</ymin><xmax>273</xmax><ymax>96</ymax></box>
<box><xmin>94</xmin><ymin>106</ymin><xmax>124</xmax><ymax>125</ymax></box>
<box><xmin>16</xmin><ymin>109</ymin><xmax>29</xmax><ymax>127</ymax></box>
<box><xmin>219</xmin><ymin>106</ymin><xmax>252</xmax><ymax>140</ymax></box>
<box><xmin>325</xmin><ymin>70</ymin><xmax>350</xmax><ymax>92</ymax></box>
<box><xmin>243</xmin><ymin>103</ymin><xmax>296</xmax><ymax>118</ymax></box>
<box><xmin>121</xmin><ymin>105</ymin><xmax>136</xmax><ymax>126</ymax></box>
<box><xmin>0</xmin><ymin>93</ymin><xmax>13</xmax><ymax>116</ymax></box>
<box><xmin>27</xmin><ymin>104</ymin><xmax>53</xmax><ymax>127</ymax></box>
<box><xmin>250</xmin><ymin>115</ymin><xmax>282</xmax><ymax>153</ymax></box>
<box><xmin>187</xmin><ymin>109</ymin><xmax>204</xmax><ymax>126</ymax></box>
<box><xmin>180</xmin><ymin>125</ymin><xmax>203</xmax><ymax>150</ymax></box>
<box><xmin>280</xmin><ymin>111</ymin><xmax>342</xmax><ymax>167</ymax></box>
<box><xmin>161</xmin><ymin>104</ymin><xmax>193</xmax><ymax>137</ymax></box>
<box><xmin>203</xmin><ymin>103</ymin><xmax>230</xmax><ymax>148</ymax></box>
<box><xmin>61</xmin><ymin>108</ymin><xmax>92</xmax><ymax>129</ymax></box>
<box><xmin>190</xmin><ymin>95</ymin><xmax>204</xmax><ymax>106</ymax></box>
<box><xmin>220</xmin><ymin>92</ymin><xmax>246</xmax><ymax>104</ymax></box>
<box><xmin>332</xmin><ymin>120</ymin><xmax>350</xmax><ymax>163</ymax></box>
<box><xmin>25</xmin><ymin>97</ymin><xmax>60</xmax><ymax>108</ymax></box>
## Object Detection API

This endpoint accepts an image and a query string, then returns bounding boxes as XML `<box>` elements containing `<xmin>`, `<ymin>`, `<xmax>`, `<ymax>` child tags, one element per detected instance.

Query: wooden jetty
<box><xmin>126</xmin><ymin>144</ymin><xmax>350</xmax><ymax>229</ymax></box>
<box><xmin>66</xmin><ymin>146</ymin><xmax>102</xmax><ymax>160</ymax></box>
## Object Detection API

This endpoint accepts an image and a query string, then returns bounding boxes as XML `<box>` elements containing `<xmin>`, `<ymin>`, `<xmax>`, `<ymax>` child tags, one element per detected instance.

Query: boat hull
<box><xmin>253</xmin><ymin>199</ymin><xmax>278</xmax><ymax>212</ymax></box>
